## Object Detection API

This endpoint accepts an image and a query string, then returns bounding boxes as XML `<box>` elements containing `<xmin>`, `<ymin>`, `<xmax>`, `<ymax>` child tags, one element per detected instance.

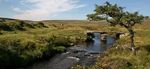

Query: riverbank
<box><xmin>27</xmin><ymin>32</ymin><xmax>115</xmax><ymax>69</ymax></box>
<box><xmin>26</xmin><ymin>47</ymin><xmax>98</xmax><ymax>69</ymax></box>
<box><xmin>0</xmin><ymin>19</ymin><xmax>114</xmax><ymax>68</ymax></box>
<box><xmin>0</xmin><ymin>20</ymin><xmax>87</xmax><ymax>68</ymax></box>
<box><xmin>93</xmin><ymin>22</ymin><xmax>150</xmax><ymax>69</ymax></box>
<box><xmin>0</xmin><ymin>19</ymin><xmax>150</xmax><ymax>69</ymax></box>
<box><xmin>73</xmin><ymin>20</ymin><xmax>150</xmax><ymax>69</ymax></box>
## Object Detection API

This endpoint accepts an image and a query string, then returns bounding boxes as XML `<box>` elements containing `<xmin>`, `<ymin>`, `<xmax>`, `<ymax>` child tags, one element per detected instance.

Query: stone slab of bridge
<box><xmin>86</xmin><ymin>30</ymin><xmax>125</xmax><ymax>41</ymax></box>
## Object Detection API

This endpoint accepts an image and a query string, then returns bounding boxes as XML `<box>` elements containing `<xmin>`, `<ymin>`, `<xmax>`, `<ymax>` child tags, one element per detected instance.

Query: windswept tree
<box><xmin>87</xmin><ymin>2</ymin><xmax>145</xmax><ymax>54</ymax></box>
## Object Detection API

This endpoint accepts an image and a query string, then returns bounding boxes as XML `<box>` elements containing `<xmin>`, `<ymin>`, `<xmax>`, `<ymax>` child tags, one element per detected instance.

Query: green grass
<box><xmin>87</xmin><ymin>20</ymin><xmax>150</xmax><ymax>69</ymax></box>
<box><xmin>0</xmin><ymin>19</ymin><xmax>150</xmax><ymax>68</ymax></box>
<box><xmin>0</xmin><ymin>20</ymin><xmax>89</xmax><ymax>68</ymax></box>
<box><xmin>71</xmin><ymin>20</ymin><xmax>150</xmax><ymax>69</ymax></box>
<box><xmin>0</xmin><ymin>29</ymin><xmax>86</xmax><ymax>68</ymax></box>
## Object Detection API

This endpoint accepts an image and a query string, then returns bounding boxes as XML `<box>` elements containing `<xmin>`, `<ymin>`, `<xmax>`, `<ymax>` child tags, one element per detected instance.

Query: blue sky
<box><xmin>0</xmin><ymin>0</ymin><xmax>150</xmax><ymax>20</ymax></box>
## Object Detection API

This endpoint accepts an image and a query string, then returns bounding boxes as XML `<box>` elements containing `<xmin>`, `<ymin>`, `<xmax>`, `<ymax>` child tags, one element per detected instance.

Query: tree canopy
<box><xmin>87</xmin><ymin>2</ymin><xmax>145</xmax><ymax>28</ymax></box>
<box><xmin>87</xmin><ymin>2</ymin><xmax>145</xmax><ymax>54</ymax></box>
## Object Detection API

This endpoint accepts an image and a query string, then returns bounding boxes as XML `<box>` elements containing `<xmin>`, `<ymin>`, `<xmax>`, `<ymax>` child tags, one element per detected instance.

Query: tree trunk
<box><xmin>128</xmin><ymin>29</ymin><xmax>136</xmax><ymax>55</ymax></box>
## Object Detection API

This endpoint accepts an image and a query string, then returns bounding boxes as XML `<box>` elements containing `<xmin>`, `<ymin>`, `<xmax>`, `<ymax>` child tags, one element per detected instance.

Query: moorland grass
<box><xmin>72</xmin><ymin>20</ymin><xmax>150</xmax><ymax>69</ymax></box>
<box><xmin>0</xmin><ymin>20</ymin><xmax>150</xmax><ymax>69</ymax></box>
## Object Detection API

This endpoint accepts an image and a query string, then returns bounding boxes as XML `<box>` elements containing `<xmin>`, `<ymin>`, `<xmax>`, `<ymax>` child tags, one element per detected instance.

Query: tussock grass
<box><xmin>0</xmin><ymin>20</ymin><xmax>150</xmax><ymax>68</ymax></box>
<box><xmin>89</xmin><ymin>20</ymin><xmax>150</xmax><ymax>69</ymax></box>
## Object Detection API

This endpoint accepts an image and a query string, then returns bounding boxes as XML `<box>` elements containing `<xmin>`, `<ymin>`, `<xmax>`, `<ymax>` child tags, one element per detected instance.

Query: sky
<box><xmin>0</xmin><ymin>0</ymin><xmax>150</xmax><ymax>21</ymax></box>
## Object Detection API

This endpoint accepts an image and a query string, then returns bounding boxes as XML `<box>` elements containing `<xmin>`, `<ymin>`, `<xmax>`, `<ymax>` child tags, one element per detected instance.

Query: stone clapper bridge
<box><xmin>86</xmin><ymin>30</ymin><xmax>125</xmax><ymax>42</ymax></box>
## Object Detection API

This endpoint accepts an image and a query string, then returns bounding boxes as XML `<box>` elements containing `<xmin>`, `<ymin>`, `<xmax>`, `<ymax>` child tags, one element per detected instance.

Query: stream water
<box><xmin>27</xmin><ymin>33</ymin><xmax>115</xmax><ymax>69</ymax></box>
<box><xmin>73</xmin><ymin>33</ymin><xmax>115</xmax><ymax>53</ymax></box>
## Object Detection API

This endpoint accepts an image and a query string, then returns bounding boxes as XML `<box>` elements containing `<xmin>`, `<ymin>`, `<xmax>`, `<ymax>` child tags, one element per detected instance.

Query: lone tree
<box><xmin>87</xmin><ymin>2</ymin><xmax>145</xmax><ymax>54</ymax></box>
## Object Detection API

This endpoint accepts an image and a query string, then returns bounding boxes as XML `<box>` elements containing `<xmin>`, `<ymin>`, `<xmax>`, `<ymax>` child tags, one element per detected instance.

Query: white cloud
<box><xmin>13</xmin><ymin>7</ymin><xmax>23</xmax><ymax>13</ymax></box>
<box><xmin>13</xmin><ymin>0</ymin><xmax>85</xmax><ymax>20</ymax></box>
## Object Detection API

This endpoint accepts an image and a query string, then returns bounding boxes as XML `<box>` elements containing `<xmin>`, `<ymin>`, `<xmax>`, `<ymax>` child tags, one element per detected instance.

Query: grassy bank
<box><xmin>72</xmin><ymin>20</ymin><xmax>150</xmax><ymax>69</ymax></box>
<box><xmin>92</xmin><ymin>20</ymin><xmax>150</xmax><ymax>69</ymax></box>
<box><xmin>0</xmin><ymin>19</ymin><xmax>112</xmax><ymax>68</ymax></box>
<box><xmin>1</xmin><ymin>19</ymin><xmax>149</xmax><ymax>68</ymax></box>
<box><xmin>0</xmin><ymin>20</ymin><xmax>88</xmax><ymax>68</ymax></box>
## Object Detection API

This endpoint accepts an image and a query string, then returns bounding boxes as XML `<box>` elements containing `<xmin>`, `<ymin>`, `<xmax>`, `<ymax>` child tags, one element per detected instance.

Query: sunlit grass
<box><xmin>89</xmin><ymin>20</ymin><xmax>150</xmax><ymax>69</ymax></box>
<box><xmin>0</xmin><ymin>20</ymin><xmax>150</xmax><ymax>68</ymax></box>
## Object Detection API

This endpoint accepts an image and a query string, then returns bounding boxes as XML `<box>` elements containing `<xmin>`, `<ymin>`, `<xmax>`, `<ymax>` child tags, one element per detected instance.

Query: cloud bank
<box><xmin>13</xmin><ymin>0</ymin><xmax>85</xmax><ymax>20</ymax></box>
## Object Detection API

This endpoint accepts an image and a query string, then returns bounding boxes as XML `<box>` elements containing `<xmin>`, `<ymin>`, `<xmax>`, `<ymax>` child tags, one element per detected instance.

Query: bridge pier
<box><xmin>115</xmin><ymin>33</ymin><xmax>121</xmax><ymax>40</ymax></box>
<box><xmin>115</xmin><ymin>33</ymin><xmax>125</xmax><ymax>40</ymax></box>
<box><xmin>86</xmin><ymin>31</ymin><xmax>124</xmax><ymax>42</ymax></box>
<box><xmin>100</xmin><ymin>34</ymin><xmax>107</xmax><ymax>44</ymax></box>
<box><xmin>86</xmin><ymin>32</ymin><xmax>95</xmax><ymax>41</ymax></box>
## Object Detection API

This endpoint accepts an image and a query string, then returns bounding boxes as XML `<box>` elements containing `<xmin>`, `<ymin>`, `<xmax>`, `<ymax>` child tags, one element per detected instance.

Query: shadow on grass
<box><xmin>137</xmin><ymin>44</ymin><xmax>150</xmax><ymax>53</ymax></box>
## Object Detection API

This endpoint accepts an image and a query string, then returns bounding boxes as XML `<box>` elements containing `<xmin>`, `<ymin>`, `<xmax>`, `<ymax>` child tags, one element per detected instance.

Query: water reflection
<box><xmin>84</xmin><ymin>33</ymin><xmax>115</xmax><ymax>53</ymax></box>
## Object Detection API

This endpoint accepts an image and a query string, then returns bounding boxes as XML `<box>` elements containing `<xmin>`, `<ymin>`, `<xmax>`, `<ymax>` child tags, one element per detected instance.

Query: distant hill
<box><xmin>0</xmin><ymin>17</ymin><xmax>19</xmax><ymax>22</ymax></box>
<box><xmin>0</xmin><ymin>17</ymin><xmax>38</xmax><ymax>24</ymax></box>
<box><xmin>0</xmin><ymin>17</ymin><xmax>107</xmax><ymax>24</ymax></box>
<box><xmin>0</xmin><ymin>17</ymin><xmax>47</xmax><ymax>31</ymax></box>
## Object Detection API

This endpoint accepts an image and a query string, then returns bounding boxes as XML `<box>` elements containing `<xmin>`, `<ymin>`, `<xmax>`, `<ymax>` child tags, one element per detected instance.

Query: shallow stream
<box><xmin>27</xmin><ymin>33</ymin><xmax>115</xmax><ymax>69</ymax></box>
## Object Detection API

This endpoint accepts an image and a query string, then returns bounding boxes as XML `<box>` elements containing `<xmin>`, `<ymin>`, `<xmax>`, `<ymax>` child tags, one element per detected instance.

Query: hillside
<box><xmin>0</xmin><ymin>17</ymin><xmax>150</xmax><ymax>69</ymax></box>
